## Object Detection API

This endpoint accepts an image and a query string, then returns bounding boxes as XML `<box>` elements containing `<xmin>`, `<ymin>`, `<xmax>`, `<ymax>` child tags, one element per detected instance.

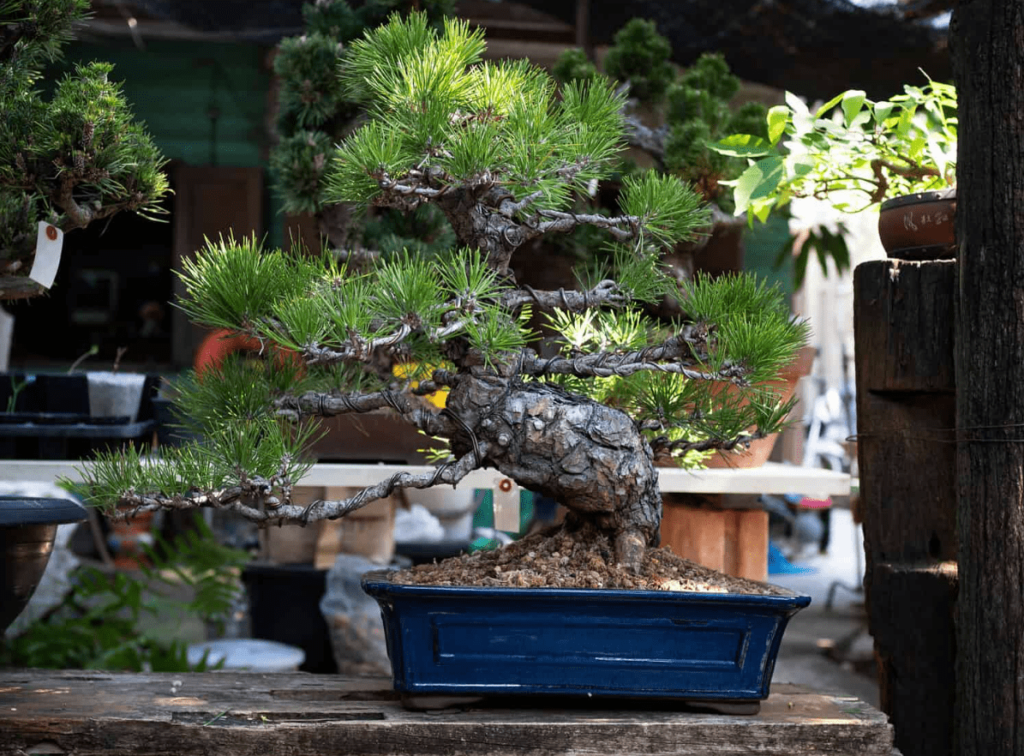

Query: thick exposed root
<box><xmin>445</xmin><ymin>374</ymin><xmax>663</xmax><ymax>566</ymax></box>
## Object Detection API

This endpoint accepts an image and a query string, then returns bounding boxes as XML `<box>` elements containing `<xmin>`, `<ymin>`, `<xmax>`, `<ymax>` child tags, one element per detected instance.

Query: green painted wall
<box><xmin>743</xmin><ymin>216</ymin><xmax>794</xmax><ymax>305</ymax></box>
<box><xmin>54</xmin><ymin>38</ymin><xmax>285</xmax><ymax>248</ymax></box>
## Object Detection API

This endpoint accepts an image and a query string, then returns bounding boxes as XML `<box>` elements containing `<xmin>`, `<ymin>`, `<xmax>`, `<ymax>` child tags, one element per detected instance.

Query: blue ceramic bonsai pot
<box><xmin>362</xmin><ymin>570</ymin><xmax>809</xmax><ymax>710</ymax></box>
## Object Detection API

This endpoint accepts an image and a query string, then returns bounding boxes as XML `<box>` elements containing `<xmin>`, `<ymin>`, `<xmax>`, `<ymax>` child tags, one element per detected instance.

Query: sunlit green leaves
<box><xmin>711</xmin><ymin>73</ymin><xmax>957</xmax><ymax>221</ymax></box>
<box><xmin>708</xmin><ymin>134</ymin><xmax>772</xmax><ymax>158</ymax></box>
<box><xmin>767</xmin><ymin>106</ymin><xmax>788</xmax><ymax>146</ymax></box>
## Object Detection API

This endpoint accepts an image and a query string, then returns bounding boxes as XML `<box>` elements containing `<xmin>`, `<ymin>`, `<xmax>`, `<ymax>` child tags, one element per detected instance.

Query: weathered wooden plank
<box><xmin>854</xmin><ymin>259</ymin><xmax>956</xmax><ymax>394</ymax></box>
<box><xmin>0</xmin><ymin>672</ymin><xmax>893</xmax><ymax>756</ymax></box>
<box><xmin>868</xmin><ymin>562</ymin><xmax>958</xmax><ymax>756</ymax></box>
<box><xmin>854</xmin><ymin>257</ymin><xmax>958</xmax><ymax>756</ymax></box>
<box><xmin>856</xmin><ymin>391</ymin><xmax>958</xmax><ymax>564</ymax></box>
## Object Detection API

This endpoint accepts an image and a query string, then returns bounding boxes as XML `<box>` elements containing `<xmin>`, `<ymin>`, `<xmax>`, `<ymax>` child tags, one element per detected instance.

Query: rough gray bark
<box><xmin>374</xmin><ymin>178</ymin><xmax>637</xmax><ymax>276</ymax></box>
<box><xmin>951</xmin><ymin>3</ymin><xmax>1024</xmax><ymax>755</ymax></box>
<box><xmin>443</xmin><ymin>368</ymin><xmax>662</xmax><ymax>569</ymax></box>
<box><xmin>282</xmin><ymin>367</ymin><xmax>663</xmax><ymax>571</ymax></box>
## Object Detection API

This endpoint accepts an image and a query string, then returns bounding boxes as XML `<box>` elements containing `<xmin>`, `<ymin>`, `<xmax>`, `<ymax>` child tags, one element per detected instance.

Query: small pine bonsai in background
<box><xmin>552</xmin><ymin>19</ymin><xmax>768</xmax><ymax>214</ymax></box>
<box><xmin>80</xmin><ymin>14</ymin><xmax>807</xmax><ymax>576</ymax></box>
<box><xmin>0</xmin><ymin>0</ymin><xmax>168</xmax><ymax>299</ymax></box>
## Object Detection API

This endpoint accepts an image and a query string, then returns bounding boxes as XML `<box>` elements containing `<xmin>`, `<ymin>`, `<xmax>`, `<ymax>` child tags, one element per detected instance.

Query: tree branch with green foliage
<box><xmin>0</xmin><ymin>0</ymin><xmax>168</xmax><ymax>298</ymax></box>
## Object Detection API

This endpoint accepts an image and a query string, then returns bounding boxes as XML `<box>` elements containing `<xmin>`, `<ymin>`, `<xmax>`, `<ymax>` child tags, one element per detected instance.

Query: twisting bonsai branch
<box><xmin>500</xmin><ymin>280</ymin><xmax>628</xmax><ymax>312</ymax></box>
<box><xmin>112</xmin><ymin>445</ymin><xmax>488</xmax><ymax>526</ymax></box>
<box><xmin>372</xmin><ymin>171</ymin><xmax>648</xmax><ymax>275</ymax></box>
<box><xmin>275</xmin><ymin>389</ymin><xmax>451</xmax><ymax>438</ymax></box>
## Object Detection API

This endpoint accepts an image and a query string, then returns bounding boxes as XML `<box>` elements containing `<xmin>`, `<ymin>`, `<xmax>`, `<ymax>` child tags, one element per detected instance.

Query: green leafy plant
<box><xmin>0</xmin><ymin>0</ymin><xmax>169</xmax><ymax>299</ymax></box>
<box><xmin>711</xmin><ymin>74</ymin><xmax>958</xmax><ymax>222</ymax></box>
<box><xmin>1</xmin><ymin>514</ymin><xmax>249</xmax><ymax>671</ymax></box>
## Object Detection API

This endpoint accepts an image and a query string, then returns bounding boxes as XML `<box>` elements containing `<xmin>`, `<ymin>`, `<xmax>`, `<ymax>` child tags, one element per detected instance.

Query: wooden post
<box><xmin>952</xmin><ymin>4</ymin><xmax>1024</xmax><ymax>753</ymax></box>
<box><xmin>854</xmin><ymin>258</ymin><xmax>958</xmax><ymax>756</ymax></box>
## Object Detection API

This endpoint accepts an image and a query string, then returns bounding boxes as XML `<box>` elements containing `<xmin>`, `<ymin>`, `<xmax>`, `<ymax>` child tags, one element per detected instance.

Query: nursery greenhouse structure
<box><xmin>2</xmin><ymin>2</ymin><xmax>1022</xmax><ymax>756</ymax></box>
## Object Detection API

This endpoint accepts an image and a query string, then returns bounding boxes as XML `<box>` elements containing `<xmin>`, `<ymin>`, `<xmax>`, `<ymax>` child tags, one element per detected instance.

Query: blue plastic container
<box><xmin>362</xmin><ymin>571</ymin><xmax>810</xmax><ymax>704</ymax></box>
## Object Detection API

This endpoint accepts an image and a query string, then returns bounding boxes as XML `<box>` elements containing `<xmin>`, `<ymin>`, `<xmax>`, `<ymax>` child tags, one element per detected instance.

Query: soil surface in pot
<box><xmin>395</xmin><ymin>524</ymin><xmax>792</xmax><ymax>596</ymax></box>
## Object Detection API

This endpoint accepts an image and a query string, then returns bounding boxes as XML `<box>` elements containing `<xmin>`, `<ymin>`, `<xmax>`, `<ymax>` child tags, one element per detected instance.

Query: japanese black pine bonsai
<box><xmin>80</xmin><ymin>14</ymin><xmax>807</xmax><ymax>575</ymax></box>
<box><xmin>0</xmin><ymin>0</ymin><xmax>168</xmax><ymax>299</ymax></box>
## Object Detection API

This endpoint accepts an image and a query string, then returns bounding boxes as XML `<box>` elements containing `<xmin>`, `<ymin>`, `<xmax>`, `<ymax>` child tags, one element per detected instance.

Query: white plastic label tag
<box><xmin>492</xmin><ymin>476</ymin><xmax>520</xmax><ymax>533</ymax></box>
<box><xmin>0</xmin><ymin>306</ymin><xmax>13</xmax><ymax>372</ymax></box>
<box><xmin>29</xmin><ymin>221</ymin><xmax>63</xmax><ymax>289</ymax></box>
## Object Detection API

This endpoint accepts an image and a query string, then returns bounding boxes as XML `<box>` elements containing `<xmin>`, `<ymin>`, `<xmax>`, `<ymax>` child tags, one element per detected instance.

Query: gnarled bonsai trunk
<box><xmin>443</xmin><ymin>370</ymin><xmax>662</xmax><ymax>571</ymax></box>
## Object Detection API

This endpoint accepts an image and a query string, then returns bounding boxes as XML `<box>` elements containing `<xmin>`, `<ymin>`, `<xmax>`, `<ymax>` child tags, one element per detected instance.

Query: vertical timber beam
<box><xmin>951</xmin><ymin>3</ymin><xmax>1024</xmax><ymax>754</ymax></box>
<box><xmin>854</xmin><ymin>259</ymin><xmax>959</xmax><ymax>756</ymax></box>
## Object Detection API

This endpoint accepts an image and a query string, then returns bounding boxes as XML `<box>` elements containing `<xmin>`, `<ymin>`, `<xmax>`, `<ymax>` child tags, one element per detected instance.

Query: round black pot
<box><xmin>0</xmin><ymin>497</ymin><xmax>88</xmax><ymax>633</ymax></box>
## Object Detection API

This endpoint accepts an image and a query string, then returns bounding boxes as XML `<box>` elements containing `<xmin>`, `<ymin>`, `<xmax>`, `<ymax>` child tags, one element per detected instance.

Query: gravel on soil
<box><xmin>394</xmin><ymin>525</ymin><xmax>794</xmax><ymax>596</ymax></box>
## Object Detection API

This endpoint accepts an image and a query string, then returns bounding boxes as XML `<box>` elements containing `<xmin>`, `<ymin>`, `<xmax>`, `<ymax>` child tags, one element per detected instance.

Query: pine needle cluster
<box><xmin>269</xmin><ymin>0</ymin><xmax>453</xmax><ymax>257</ymax></box>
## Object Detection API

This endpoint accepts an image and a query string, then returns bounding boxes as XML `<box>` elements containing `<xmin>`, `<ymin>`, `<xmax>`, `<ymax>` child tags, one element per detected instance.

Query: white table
<box><xmin>0</xmin><ymin>460</ymin><xmax>850</xmax><ymax>499</ymax></box>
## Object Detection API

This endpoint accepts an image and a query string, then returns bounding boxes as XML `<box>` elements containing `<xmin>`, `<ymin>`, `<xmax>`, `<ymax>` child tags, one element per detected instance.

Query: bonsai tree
<box><xmin>80</xmin><ymin>14</ymin><xmax>807</xmax><ymax>575</ymax></box>
<box><xmin>0</xmin><ymin>0</ymin><xmax>169</xmax><ymax>299</ymax></box>
<box><xmin>710</xmin><ymin>75</ymin><xmax>957</xmax><ymax>221</ymax></box>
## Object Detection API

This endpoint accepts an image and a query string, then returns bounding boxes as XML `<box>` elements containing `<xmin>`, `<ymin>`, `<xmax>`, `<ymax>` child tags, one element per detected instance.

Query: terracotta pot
<box><xmin>702</xmin><ymin>345</ymin><xmax>816</xmax><ymax>470</ymax></box>
<box><xmin>108</xmin><ymin>509</ymin><xmax>155</xmax><ymax>569</ymax></box>
<box><xmin>878</xmin><ymin>188</ymin><xmax>957</xmax><ymax>260</ymax></box>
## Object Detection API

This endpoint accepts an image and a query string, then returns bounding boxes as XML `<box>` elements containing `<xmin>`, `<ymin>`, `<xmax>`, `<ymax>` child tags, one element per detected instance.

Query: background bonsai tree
<box><xmin>0</xmin><ymin>0</ymin><xmax>169</xmax><ymax>299</ymax></box>
<box><xmin>554</xmin><ymin>20</ymin><xmax>769</xmax><ymax>215</ymax></box>
<box><xmin>80</xmin><ymin>14</ymin><xmax>807</xmax><ymax>575</ymax></box>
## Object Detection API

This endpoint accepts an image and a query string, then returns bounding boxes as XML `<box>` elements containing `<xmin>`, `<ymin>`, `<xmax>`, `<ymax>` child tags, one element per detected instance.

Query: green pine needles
<box><xmin>269</xmin><ymin>0</ymin><xmax>454</xmax><ymax>257</ymax></box>
<box><xmin>79</xmin><ymin>15</ymin><xmax>808</xmax><ymax>551</ymax></box>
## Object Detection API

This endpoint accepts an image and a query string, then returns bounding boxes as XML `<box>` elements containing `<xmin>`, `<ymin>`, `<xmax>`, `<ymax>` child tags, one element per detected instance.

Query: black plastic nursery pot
<box><xmin>241</xmin><ymin>562</ymin><xmax>338</xmax><ymax>674</ymax></box>
<box><xmin>0</xmin><ymin>497</ymin><xmax>88</xmax><ymax>633</ymax></box>
<box><xmin>362</xmin><ymin>571</ymin><xmax>810</xmax><ymax>711</ymax></box>
<box><xmin>0</xmin><ymin>373</ymin><xmax>161</xmax><ymax>460</ymax></box>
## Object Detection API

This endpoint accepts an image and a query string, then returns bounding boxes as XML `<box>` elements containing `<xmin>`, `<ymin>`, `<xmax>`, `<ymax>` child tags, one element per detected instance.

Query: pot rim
<box><xmin>880</xmin><ymin>187</ymin><xmax>957</xmax><ymax>212</ymax></box>
<box><xmin>0</xmin><ymin>497</ymin><xmax>88</xmax><ymax>527</ymax></box>
<box><xmin>361</xmin><ymin>569</ymin><xmax>810</xmax><ymax>607</ymax></box>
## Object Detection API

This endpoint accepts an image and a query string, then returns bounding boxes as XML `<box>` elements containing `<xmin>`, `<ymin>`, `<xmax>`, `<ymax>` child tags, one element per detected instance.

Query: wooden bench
<box><xmin>0</xmin><ymin>670</ymin><xmax>896</xmax><ymax>755</ymax></box>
